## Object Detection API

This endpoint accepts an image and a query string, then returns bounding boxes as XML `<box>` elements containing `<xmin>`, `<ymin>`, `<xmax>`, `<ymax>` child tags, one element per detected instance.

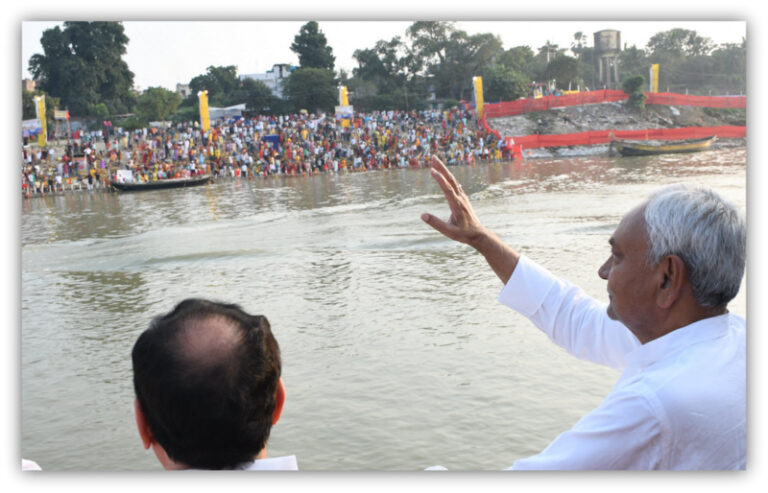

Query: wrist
<box><xmin>467</xmin><ymin>227</ymin><xmax>496</xmax><ymax>252</ymax></box>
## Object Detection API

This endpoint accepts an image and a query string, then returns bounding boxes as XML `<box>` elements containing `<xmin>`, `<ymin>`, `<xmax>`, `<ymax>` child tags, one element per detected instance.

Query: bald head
<box><xmin>176</xmin><ymin>314</ymin><xmax>242</xmax><ymax>370</ymax></box>
<box><xmin>132</xmin><ymin>299</ymin><xmax>281</xmax><ymax>469</ymax></box>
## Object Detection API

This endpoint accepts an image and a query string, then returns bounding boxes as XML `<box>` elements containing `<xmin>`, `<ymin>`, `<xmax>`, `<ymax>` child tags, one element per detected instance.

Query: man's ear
<box><xmin>657</xmin><ymin>254</ymin><xmax>687</xmax><ymax>309</ymax></box>
<box><xmin>272</xmin><ymin>378</ymin><xmax>286</xmax><ymax>426</ymax></box>
<box><xmin>134</xmin><ymin>398</ymin><xmax>154</xmax><ymax>450</ymax></box>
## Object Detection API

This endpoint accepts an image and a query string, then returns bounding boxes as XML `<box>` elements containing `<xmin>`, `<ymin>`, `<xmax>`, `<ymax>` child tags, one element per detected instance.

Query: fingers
<box><xmin>430</xmin><ymin>155</ymin><xmax>461</xmax><ymax>195</ymax></box>
<box><xmin>429</xmin><ymin>166</ymin><xmax>463</xmax><ymax>216</ymax></box>
<box><xmin>421</xmin><ymin>212</ymin><xmax>459</xmax><ymax>239</ymax></box>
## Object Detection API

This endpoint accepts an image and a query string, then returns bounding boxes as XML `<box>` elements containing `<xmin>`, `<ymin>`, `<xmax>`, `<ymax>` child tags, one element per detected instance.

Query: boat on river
<box><xmin>610</xmin><ymin>136</ymin><xmax>717</xmax><ymax>157</ymax></box>
<box><xmin>110</xmin><ymin>174</ymin><xmax>213</xmax><ymax>192</ymax></box>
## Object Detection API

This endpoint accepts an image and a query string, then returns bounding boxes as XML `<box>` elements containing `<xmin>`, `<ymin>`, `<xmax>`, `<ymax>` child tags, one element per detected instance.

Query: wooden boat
<box><xmin>111</xmin><ymin>174</ymin><xmax>212</xmax><ymax>191</ymax></box>
<box><xmin>610</xmin><ymin>136</ymin><xmax>717</xmax><ymax>157</ymax></box>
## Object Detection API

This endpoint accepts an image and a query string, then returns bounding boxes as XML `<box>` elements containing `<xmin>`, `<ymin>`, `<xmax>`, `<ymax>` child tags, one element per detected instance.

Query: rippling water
<box><xmin>21</xmin><ymin>149</ymin><xmax>747</xmax><ymax>470</ymax></box>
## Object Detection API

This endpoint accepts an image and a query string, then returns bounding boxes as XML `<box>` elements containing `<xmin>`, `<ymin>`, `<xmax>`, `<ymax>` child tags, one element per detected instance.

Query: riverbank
<box><xmin>20</xmin><ymin>157</ymin><xmax>512</xmax><ymax>198</ymax></box>
<box><xmin>22</xmin><ymin>101</ymin><xmax>747</xmax><ymax>198</ymax></box>
<box><xmin>489</xmin><ymin>100</ymin><xmax>746</xmax><ymax>158</ymax></box>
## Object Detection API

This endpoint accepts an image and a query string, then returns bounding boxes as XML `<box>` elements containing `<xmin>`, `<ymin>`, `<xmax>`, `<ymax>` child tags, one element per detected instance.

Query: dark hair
<box><xmin>132</xmin><ymin>299</ymin><xmax>281</xmax><ymax>469</ymax></box>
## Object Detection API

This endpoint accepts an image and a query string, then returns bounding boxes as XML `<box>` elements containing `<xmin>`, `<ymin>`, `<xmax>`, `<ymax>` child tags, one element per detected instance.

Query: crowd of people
<box><xmin>21</xmin><ymin>107</ymin><xmax>509</xmax><ymax>196</ymax></box>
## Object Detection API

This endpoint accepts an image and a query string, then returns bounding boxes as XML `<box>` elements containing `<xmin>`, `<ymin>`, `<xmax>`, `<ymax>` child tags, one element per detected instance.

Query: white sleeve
<box><xmin>498</xmin><ymin>255</ymin><xmax>639</xmax><ymax>371</ymax></box>
<box><xmin>507</xmin><ymin>387</ymin><xmax>667</xmax><ymax>470</ymax></box>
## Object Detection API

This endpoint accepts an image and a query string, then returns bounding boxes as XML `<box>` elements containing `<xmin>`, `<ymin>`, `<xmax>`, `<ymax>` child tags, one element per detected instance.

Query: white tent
<box><xmin>209</xmin><ymin>104</ymin><xmax>246</xmax><ymax>120</ymax></box>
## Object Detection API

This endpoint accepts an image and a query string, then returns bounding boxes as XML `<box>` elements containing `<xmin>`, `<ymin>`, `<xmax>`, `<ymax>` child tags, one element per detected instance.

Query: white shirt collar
<box><xmin>235</xmin><ymin>455</ymin><xmax>298</xmax><ymax>471</ymax></box>
<box><xmin>624</xmin><ymin>313</ymin><xmax>733</xmax><ymax>369</ymax></box>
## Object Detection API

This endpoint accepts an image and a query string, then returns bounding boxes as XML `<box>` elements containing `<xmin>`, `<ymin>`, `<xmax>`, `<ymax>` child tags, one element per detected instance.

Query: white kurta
<box><xmin>235</xmin><ymin>455</ymin><xmax>298</xmax><ymax>471</ymax></box>
<box><xmin>499</xmin><ymin>256</ymin><xmax>745</xmax><ymax>470</ymax></box>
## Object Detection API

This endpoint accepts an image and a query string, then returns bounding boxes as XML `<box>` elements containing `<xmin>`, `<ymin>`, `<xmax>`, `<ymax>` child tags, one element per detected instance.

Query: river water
<box><xmin>21</xmin><ymin>148</ymin><xmax>747</xmax><ymax>471</ymax></box>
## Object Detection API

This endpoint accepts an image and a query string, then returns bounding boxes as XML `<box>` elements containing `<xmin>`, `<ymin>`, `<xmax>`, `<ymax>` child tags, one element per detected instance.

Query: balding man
<box><xmin>132</xmin><ymin>299</ymin><xmax>296</xmax><ymax>470</ymax></box>
<box><xmin>421</xmin><ymin>155</ymin><xmax>746</xmax><ymax>470</ymax></box>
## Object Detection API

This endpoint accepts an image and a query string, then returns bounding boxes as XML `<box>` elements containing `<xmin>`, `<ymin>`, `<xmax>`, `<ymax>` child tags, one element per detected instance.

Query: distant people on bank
<box><xmin>421</xmin><ymin>155</ymin><xmax>746</xmax><ymax>470</ymax></box>
<box><xmin>23</xmin><ymin>106</ymin><xmax>508</xmax><ymax>195</ymax></box>
<box><xmin>131</xmin><ymin>299</ymin><xmax>296</xmax><ymax>470</ymax></box>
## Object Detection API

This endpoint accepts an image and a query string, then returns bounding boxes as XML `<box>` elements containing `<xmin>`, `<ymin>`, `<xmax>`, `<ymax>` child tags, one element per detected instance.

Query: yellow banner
<box><xmin>198</xmin><ymin>90</ymin><xmax>210</xmax><ymax>133</ymax></box>
<box><xmin>651</xmin><ymin>64</ymin><xmax>659</xmax><ymax>93</ymax></box>
<box><xmin>35</xmin><ymin>96</ymin><xmax>47</xmax><ymax>147</ymax></box>
<box><xmin>473</xmin><ymin>76</ymin><xmax>484</xmax><ymax>119</ymax></box>
<box><xmin>339</xmin><ymin>86</ymin><xmax>349</xmax><ymax>106</ymax></box>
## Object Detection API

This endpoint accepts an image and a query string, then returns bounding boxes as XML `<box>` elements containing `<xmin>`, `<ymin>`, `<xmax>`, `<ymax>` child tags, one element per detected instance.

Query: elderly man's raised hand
<box><xmin>421</xmin><ymin>154</ymin><xmax>520</xmax><ymax>284</ymax></box>
<box><xmin>421</xmin><ymin>155</ymin><xmax>488</xmax><ymax>247</ymax></box>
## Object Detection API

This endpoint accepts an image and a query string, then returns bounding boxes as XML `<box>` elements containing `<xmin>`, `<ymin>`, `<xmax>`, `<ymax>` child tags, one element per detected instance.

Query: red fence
<box><xmin>484</xmin><ymin>90</ymin><xmax>626</xmax><ymax>118</ymax></box>
<box><xmin>645</xmin><ymin>92</ymin><xmax>746</xmax><ymax>108</ymax></box>
<box><xmin>484</xmin><ymin>90</ymin><xmax>746</xmax><ymax>119</ymax></box>
<box><xmin>503</xmin><ymin>126</ymin><xmax>746</xmax><ymax>150</ymax></box>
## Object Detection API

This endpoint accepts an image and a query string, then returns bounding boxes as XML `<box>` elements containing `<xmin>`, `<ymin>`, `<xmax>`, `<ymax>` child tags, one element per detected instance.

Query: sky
<box><xmin>21</xmin><ymin>19</ymin><xmax>745</xmax><ymax>92</ymax></box>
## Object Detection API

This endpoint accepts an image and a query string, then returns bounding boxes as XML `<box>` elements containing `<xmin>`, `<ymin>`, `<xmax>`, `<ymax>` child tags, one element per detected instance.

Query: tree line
<box><xmin>24</xmin><ymin>21</ymin><xmax>746</xmax><ymax>131</ymax></box>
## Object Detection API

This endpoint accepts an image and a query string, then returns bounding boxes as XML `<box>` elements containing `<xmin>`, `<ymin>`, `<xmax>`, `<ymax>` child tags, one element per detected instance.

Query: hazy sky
<box><xmin>21</xmin><ymin>20</ymin><xmax>745</xmax><ymax>91</ymax></box>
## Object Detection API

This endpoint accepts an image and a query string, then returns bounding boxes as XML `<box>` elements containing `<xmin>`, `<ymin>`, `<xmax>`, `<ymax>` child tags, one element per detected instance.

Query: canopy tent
<box><xmin>209</xmin><ymin>103</ymin><xmax>246</xmax><ymax>120</ymax></box>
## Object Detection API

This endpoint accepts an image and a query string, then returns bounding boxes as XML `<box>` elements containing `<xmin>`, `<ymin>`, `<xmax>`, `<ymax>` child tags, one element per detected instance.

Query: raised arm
<box><xmin>421</xmin><ymin>155</ymin><xmax>520</xmax><ymax>284</ymax></box>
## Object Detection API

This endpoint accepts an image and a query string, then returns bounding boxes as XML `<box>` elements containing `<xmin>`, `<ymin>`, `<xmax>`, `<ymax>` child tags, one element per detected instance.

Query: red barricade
<box><xmin>645</xmin><ymin>93</ymin><xmax>746</xmax><ymax>108</ymax></box>
<box><xmin>485</xmin><ymin>90</ymin><xmax>746</xmax><ymax>119</ymax></box>
<box><xmin>503</xmin><ymin>126</ymin><xmax>746</xmax><ymax>150</ymax></box>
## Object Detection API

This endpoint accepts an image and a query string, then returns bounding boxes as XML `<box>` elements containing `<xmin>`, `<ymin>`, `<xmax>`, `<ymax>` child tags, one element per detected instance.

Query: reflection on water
<box><xmin>22</xmin><ymin>148</ymin><xmax>747</xmax><ymax>470</ymax></box>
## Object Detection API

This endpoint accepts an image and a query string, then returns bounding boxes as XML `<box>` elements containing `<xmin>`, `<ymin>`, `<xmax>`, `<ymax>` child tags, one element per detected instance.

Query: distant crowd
<box><xmin>22</xmin><ymin>107</ymin><xmax>510</xmax><ymax>195</ymax></box>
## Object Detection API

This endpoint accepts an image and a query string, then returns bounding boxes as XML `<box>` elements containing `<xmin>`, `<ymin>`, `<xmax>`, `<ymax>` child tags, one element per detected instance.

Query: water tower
<box><xmin>594</xmin><ymin>30</ymin><xmax>621</xmax><ymax>89</ymax></box>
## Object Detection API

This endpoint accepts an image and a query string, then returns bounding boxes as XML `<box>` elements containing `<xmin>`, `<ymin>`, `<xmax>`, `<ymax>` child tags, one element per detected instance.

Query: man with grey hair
<box><xmin>421</xmin><ymin>156</ymin><xmax>746</xmax><ymax>470</ymax></box>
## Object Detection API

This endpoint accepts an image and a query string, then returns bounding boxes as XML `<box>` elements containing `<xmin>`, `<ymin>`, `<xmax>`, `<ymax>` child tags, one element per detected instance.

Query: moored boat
<box><xmin>610</xmin><ymin>136</ymin><xmax>717</xmax><ymax>157</ymax></box>
<box><xmin>111</xmin><ymin>174</ymin><xmax>212</xmax><ymax>191</ymax></box>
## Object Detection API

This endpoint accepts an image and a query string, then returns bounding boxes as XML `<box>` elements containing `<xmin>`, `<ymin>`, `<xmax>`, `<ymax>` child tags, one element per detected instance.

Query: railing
<box><xmin>503</xmin><ymin>126</ymin><xmax>746</xmax><ymax>150</ymax></box>
<box><xmin>484</xmin><ymin>90</ymin><xmax>746</xmax><ymax>119</ymax></box>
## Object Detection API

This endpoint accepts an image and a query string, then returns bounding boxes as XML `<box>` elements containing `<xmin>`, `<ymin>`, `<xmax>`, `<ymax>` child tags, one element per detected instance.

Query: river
<box><xmin>21</xmin><ymin>148</ymin><xmax>747</xmax><ymax>470</ymax></box>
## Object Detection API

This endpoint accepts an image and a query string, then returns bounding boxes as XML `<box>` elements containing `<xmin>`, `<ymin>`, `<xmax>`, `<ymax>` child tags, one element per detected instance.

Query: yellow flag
<box><xmin>35</xmin><ymin>96</ymin><xmax>47</xmax><ymax>147</ymax></box>
<box><xmin>473</xmin><ymin>76</ymin><xmax>484</xmax><ymax>119</ymax></box>
<box><xmin>339</xmin><ymin>86</ymin><xmax>349</xmax><ymax>106</ymax></box>
<box><xmin>651</xmin><ymin>64</ymin><xmax>659</xmax><ymax>93</ymax></box>
<box><xmin>198</xmin><ymin>90</ymin><xmax>210</xmax><ymax>133</ymax></box>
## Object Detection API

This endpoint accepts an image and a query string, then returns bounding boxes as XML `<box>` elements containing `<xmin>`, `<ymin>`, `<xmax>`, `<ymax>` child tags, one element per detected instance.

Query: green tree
<box><xmin>28</xmin><ymin>22</ymin><xmax>134</xmax><ymax>116</ymax></box>
<box><xmin>442</xmin><ymin>31</ymin><xmax>503</xmax><ymax>99</ymax></box>
<box><xmin>645</xmin><ymin>29</ymin><xmax>738</xmax><ymax>94</ymax></box>
<box><xmin>353</xmin><ymin>37</ymin><xmax>410</xmax><ymax>94</ymax></box>
<box><xmin>407</xmin><ymin>21</ymin><xmax>503</xmax><ymax>100</ymax></box>
<box><xmin>135</xmin><ymin>87</ymin><xmax>182</xmax><ymax>121</ymax></box>
<box><xmin>498</xmin><ymin>46</ymin><xmax>535</xmax><ymax>75</ymax></box>
<box><xmin>406</xmin><ymin>21</ymin><xmax>456</xmax><ymax>99</ymax></box>
<box><xmin>647</xmin><ymin>28</ymin><xmax>715</xmax><ymax>58</ymax></box>
<box><xmin>407</xmin><ymin>21</ymin><xmax>454</xmax><ymax>69</ymax></box>
<box><xmin>536</xmin><ymin>41</ymin><xmax>566</xmax><ymax>62</ymax></box>
<box><xmin>482</xmin><ymin>65</ymin><xmax>529</xmax><ymax>102</ymax></box>
<box><xmin>236</xmin><ymin>78</ymin><xmax>280</xmax><ymax>115</ymax></box>
<box><xmin>291</xmin><ymin>21</ymin><xmax>335</xmax><ymax>71</ymax></box>
<box><xmin>188</xmin><ymin>65</ymin><xmax>241</xmax><ymax>106</ymax></box>
<box><xmin>709</xmin><ymin>40</ymin><xmax>746</xmax><ymax>94</ymax></box>
<box><xmin>88</xmin><ymin>103</ymin><xmax>110</xmax><ymax>119</ymax></box>
<box><xmin>283</xmin><ymin>67</ymin><xmax>337</xmax><ymax>113</ymax></box>
<box><xmin>618</xmin><ymin>45</ymin><xmax>648</xmax><ymax>87</ymax></box>
<box><xmin>531</xmin><ymin>41</ymin><xmax>568</xmax><ymax>83</ymax></box>
<box><xmin>541</xmin><ymin>55</ymin><xmax>579</xmax><ymax>90</ymax></box>
<box><xmin>622</xmin><ymin>75</ymin><xmax>646</xmax><ymax>110</ymax></box>
<box><xmin>22</xmin><ymin>89</ymin><xmax>37</xmax><ymax>120</ymax></box>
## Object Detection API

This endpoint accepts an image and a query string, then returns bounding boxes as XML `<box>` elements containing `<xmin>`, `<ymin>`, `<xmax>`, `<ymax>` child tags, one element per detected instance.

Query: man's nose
<box><xmin>598</xmin><ymin>258</ymin><xmax>611</xmax><ymax>280</ymax></box>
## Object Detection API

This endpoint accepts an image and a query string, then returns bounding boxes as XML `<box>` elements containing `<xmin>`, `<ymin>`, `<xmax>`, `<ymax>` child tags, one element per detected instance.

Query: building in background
<box><xmin>239</xmin><ymin>63</ymin><xmax>297</xmax><ymax>99</ymax></box>
<box><xmin>176</xmin><ymin>83</ymin><xmax>192</xmax><ymax>99</ymax></box>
